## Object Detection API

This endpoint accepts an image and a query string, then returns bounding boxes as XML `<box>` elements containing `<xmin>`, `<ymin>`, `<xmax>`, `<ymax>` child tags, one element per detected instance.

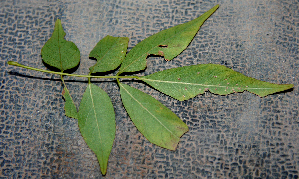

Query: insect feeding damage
<box><xmin>158</xmin><ymin>44</ymin><xmax>168</xmax><ymax>48</ymax></box>
<box><xmin>158</xmin><ymin>51</ymin><xmax>164</xmax><ymax>56</ymax></box>
<box><xmin>157</xmin><ymin>44</ymin><xmax>169</xmax><ymax>61</ymax></box>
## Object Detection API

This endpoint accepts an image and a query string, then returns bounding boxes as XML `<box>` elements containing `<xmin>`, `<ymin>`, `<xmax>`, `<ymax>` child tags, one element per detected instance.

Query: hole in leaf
<box><xmin>158</xmin><ymin>45</ymin><xmax>168</xmax><ymax>48</ymax></box>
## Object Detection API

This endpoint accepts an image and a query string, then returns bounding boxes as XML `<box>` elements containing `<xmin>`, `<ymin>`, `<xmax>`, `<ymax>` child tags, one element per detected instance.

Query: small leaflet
<box><xmin>41</xmin><ymin>19</ymin><xmax>80</xmax><ymax>71</ymax></box>
<box><xmin>62</xmin><ymin>86</ymin><xmax>78</xmax><ymax>119</ymax></box>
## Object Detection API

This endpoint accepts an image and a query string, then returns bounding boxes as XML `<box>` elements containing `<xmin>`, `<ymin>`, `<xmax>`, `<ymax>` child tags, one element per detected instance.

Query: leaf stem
<box><xmin>60</xmin><ymin>74</ymin><xmax>66</xmax><ymax>86</ymax></box>
<box><xmin>8</xmin><ymin>61</ymin><xmax>140</xmax><ymax>79</ymax></box>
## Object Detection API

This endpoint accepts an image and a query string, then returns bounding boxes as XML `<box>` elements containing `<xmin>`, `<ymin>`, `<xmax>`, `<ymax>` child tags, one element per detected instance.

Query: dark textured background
<box><xmin>1</xmin><ymin>0</ymin><xmax>298</xmax><ymax>178</ymax></box>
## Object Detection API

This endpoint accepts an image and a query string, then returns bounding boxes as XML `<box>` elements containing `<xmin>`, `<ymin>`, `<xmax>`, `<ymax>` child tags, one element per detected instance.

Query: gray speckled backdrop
<box><xmin>1</xmin><ymin>0</ymin><xmax>298</xmax><ymax>178</ymax></box>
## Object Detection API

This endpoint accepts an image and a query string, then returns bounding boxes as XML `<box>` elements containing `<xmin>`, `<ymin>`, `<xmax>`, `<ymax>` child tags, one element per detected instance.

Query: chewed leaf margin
<box><xmin>117</xmin><ymin>5</ymin><xmax>219</xmax><ymax>74</ymax></box>
<box><xmin>89</xmin><ymin>35</ymin><xmax>129</xmax><ymax>73</ymax></box>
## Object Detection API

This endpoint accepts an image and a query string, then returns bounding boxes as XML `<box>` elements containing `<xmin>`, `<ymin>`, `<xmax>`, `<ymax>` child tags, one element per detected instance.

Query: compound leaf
<box><xmin>118</xmin><ymin>4</ymin><xmax>219</xmax><ymax>74</ymax></box>
<box><xmin>119</xmin><ymin>83</ymin><xmax>188</xmax><ymax>150</ymax></box>
<box><xmin>140</xmin><ymin>64</ymin><xmax>294</xmax><ymax>101</ymax></box>
<box><xmin>78</xmin><ymin>83</ymin><xmax>116</xmax><ymax>175</ymax></box>
<box><xmin>62</xmin><ymin>86</ymin><xmax>78</xmax><ymax>119</ymax></box>
<box><xmin>89</xmin><ymin>35</ymin><xmax>129</xmax><ymax>73</ymax></box>
<box><xmin>41</xmin><ymin>19</ymin><xmax>80</xmax><ymax>71</ymax></box>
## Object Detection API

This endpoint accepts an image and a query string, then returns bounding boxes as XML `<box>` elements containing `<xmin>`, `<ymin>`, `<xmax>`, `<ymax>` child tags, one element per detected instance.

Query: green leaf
<box><xmin>89</xmin><ymin>35</ymin><xmax>129</xmax><ymax>73</ymax></box>
<box><xmin>62</xmin><ymin>86</ymin><xmax>78</xmax><ymax>119</ymax></box>
<box><xmin>119</xmin><ymin>83</ymin><xmax>188</xmax><ymax>150</ymax></box>
<box><xmin>78</xmin><ymin>83</ymin><xmax>116</xmax><ymax>175</ymax></box>
<box><xmin>140</xmin><ymin>64</ymin><xmax>294</xmax><ymax>101</ymax></box>
<box><xmin>41</xmin><ymin>19</ymin><xmax>80</xmax><ymax>71</ymax></box>
<box><xmin>118</xmin><ymin>4</ymin><xmax>219</xmax><ymax>74</ymax></box>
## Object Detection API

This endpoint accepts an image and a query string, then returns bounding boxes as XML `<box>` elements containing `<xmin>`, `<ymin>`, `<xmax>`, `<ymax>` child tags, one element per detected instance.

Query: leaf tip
<box><xmin>288</xmin><ymin>83</ymin><xmax>294</xmax><ymax>89</ymax></box>
<box><xmin>169</xmin><ymin>130</ymin><xmax>189</xmax><ymax>151</ymax></box>
<box><xmin>258</xmin><ymin>83</ymin><xmax>294</xmax><ymax>97</ymax></box>
<box><xmin>100</xmin><ymin>166</ymin><xmax>108</xmax><ymax>176</ymax></box>
<box><xmin>55</xmin><ymin>18</ymin><xmax>61</xmax><ymax>23</ymax></box>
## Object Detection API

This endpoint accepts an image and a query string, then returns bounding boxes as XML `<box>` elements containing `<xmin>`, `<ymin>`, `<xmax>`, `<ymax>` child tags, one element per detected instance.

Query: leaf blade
<box><xmin>62</xmin><ymin>86</ymin><xmax>78</xmax><ymax>119</ymax></box>
<box><xmin>41</xmin><ymin>19</ymin><xmax>80</xmax><ymax>71</ymax></box>
<box><xmin>118</xmin><ymin>4</ymin><xmax>219</xmax><ymax>74</ymax></box>
<box><xmin>78</xmin><ymin>83</ymin><xmax>116</xmax><ymax>175</ymax></box>
<box><xmin>89</xmin><ymin>35</ymin><xmax>129</xmax><ymax>73</ymax></box>
<box><xmin>140</xmin><ymin>64</ymin><xmax>294</xmax><ymax>101</ymax></box>
<box><xmin>119</xmin><ymin>83</ymin><xmax>188</xmax><ymax>150</ymax></box>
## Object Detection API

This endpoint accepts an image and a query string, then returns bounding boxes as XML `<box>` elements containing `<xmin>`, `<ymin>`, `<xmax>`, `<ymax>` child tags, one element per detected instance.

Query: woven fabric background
<box><xmin>1</xmin><ymin>0</ymin><xmax>298</xmax><ymax>178</ymax></box>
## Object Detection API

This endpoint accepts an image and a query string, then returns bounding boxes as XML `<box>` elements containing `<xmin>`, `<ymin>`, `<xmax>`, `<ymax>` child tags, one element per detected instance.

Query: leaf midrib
<box><xmin>141</xmin><ymin>78</ymin><xmax>285</xmax><ymax>90</ymax></box>
<box><xmin>88</xmin><ymin>84</ymin><xmax>104</xmax><ymax>157</ymax></box>
<box><xmin>120</xmin><ymin>83</ymin><xmax>179</xmax><ymax>139</ymax></box>
<box><xmin>57</xmin><ymin>22</ymin><xmax>63</xmax><ymax>71</ymax></box>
